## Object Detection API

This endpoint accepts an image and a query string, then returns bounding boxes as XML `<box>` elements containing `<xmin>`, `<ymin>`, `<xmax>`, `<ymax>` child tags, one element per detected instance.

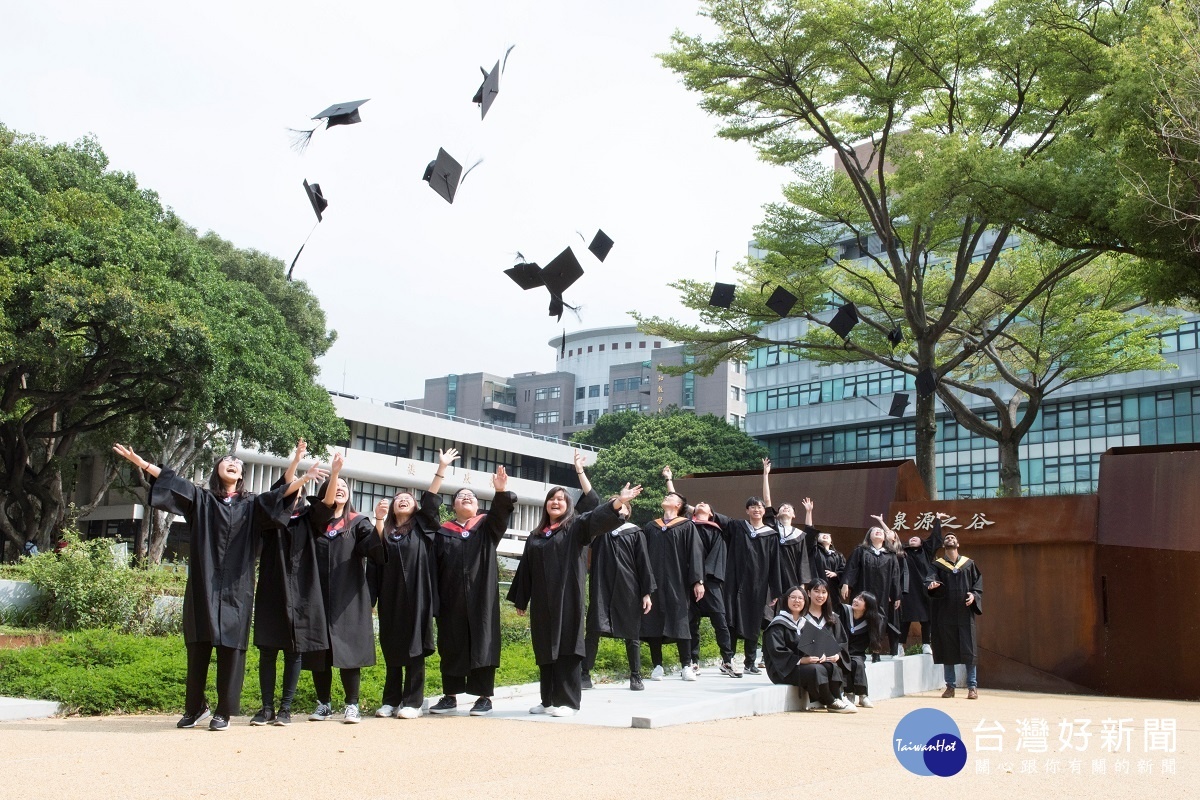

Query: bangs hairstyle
<box><xmin>535</xmin><ymin>486</ymin><xmax>576</xmax><ymax>533</ymax></box>
<box><xmin>853</xmin><ymin>591</ymin><xmax>888</xmax><ymax>654</ymax></box>
<box><xmin>207</xmin><ymin>455</ymin><xmax>247</xmax><ymax>497</ymax></box>
<box><xmin>804</xmin><ymin>579</ymin><xmax>839</xmax><ymax>626</ymax></box>
<box><xmin>781</xmin><ymin>584</ymin><xmax>809</xmax><ymax>616</ymax></box>
<box><xmin>382</xmin><ymin>490</ymin><xmax>418</xmax><ymax>537</ymax></box>
<box><xmin>315</xmin><ymin>476</ymin><xmax>356</xmax><ymax>517</ymax></box>
<box><xmin>862</xmin><ymin>526</ymin><xmax>888</xmax><ymax>547</ymax></box>
<box><xmin>745</xmin><ymin>495</ymin><xmax>765</xmax><ymax>509</ymax></box>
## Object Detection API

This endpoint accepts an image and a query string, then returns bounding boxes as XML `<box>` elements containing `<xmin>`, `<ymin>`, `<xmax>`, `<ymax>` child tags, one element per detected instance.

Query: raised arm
<box><xmin>923</xmin><ymin>513</ymin><xmax>948</xmax><ymax>559</ymax></box>
<box><xmin>575</xmin><ymin>450</ymin><xmax>593</xmax><ymax>496</ymax></box>
<box><xmin>322</xmin><ymin>452</ymin><xmax>344</xmax><ymax>507</ymax></box>
<box><xmin>283</xmin><ymin>464</ymin><xmax>326</xmax><ymax>498</ymax></box>
<box><xmin>574</xmin><ymin>484</ymin><xmax>643</xmax><ymax>545</ymax></box>
<box><xmin>112</xmin><ymin>444</ymin><xmax>162</xmax><ymax>479</ymax></box>
<box><xmin>801</xmin><ymin>497</ymin><xmax>814</xmax><ymax>527</ymax></box>
<box><xmin>428</xmin><ymin>448</ymin><xmax>459</xmax><ymax>496</ymax></box>
<box><xmin>283</xmin><ymin>439</ymin><xmax>306</xmax><ymax>484</ymax></box>
<box><xmin>662</xmin><ymin>465</ymin><xmax>675</xmax><ymax>496</ymax></box>
<box><xmin>762</xmin><ymin>457</ymin><xmax>772</xmax><ymax>509</ymax></box>
<box><xmin>482</xmin><ymin>466</ymin><xmax>516</xmax><ymax>544</ymax></box>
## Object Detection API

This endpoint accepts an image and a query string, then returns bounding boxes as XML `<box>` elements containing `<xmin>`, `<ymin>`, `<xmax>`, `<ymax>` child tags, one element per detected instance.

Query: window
<box><xmin>446</xmin><ymin>374</ymin><xmax>458</xmax><ymax>418</ymax></box>
<box><xmin>625</xmin><ymin>342</ymin><xmax>632</xmax><ymax>349</ymax></box>
<box><xmin>731</xmin><ymin>386</ymin><xmax>741</xmax><ymax>401</ymax></box>
<box><xmin>353</xmin><ymin>423</ymin><xmax>408</xmax><ymax>457</ymax></box>
<box><xmin>353</xmin><ymin>481</ymin><xmax>403</xmax><ymax>516</ymax></box>
<box><xmin>612</xmin><ymin>378</ymin><xmax>626</xmax><ymax>392</ymax></box>
<box><xmin>587</xmin><ymin>409</ymin><xmax>600</xmax><ymax>424</ymax></box>
<box><xmin>472</xmin><ymin>447</ymin><xmax>519</xmax><ymax>475</ymax></box>
<box><xmin>603</xmin><ymin>383</ymin><xmax>610</xmax><ymax>397</ymax></box>
<box><xmin>575</xmin><ymin>411</ymin><xmax>585</xmax><ymax>424</ymax></box>
<box><xmin>533</xmin><ymin>411</ymin><xmax>560</xmax><ymax>424</ymax></box>
<box><xmin>576</xmin><ymin>387</ymin><xmax>586</xmax><ymax>400</ymax></box>
<box><xmin>683</xmin><ymin>354</ymin><xmax>695</xmax><ymax>408</ymax></box>
<box><xmin>588</xmin><ymin>346</ymin><xmax>593</xmax><ymax>353</ymax></box>
<box><xmin>639</xmin><ymin>341</ymin><xmax>646</xmax><ymax>349</ymax></box>
<box><xmin>534</xmin><ymin>386</ymin><xmax>561</xmax><ymax>400</ymax></box>
<box><xmin>612</xmin><ymin>403</ymin><xmax>625</xmax><ymax>411</ymax></box>
<box><xmin>612</xmin><ymin>342</ymin><xmax>619</xmax><ymax>350</ymax></box>
<box><xmin>654</xmin><ymin>341</ymin><xmax>662</xmax><ymax>348</ymax></box>
<box><xmin>599</xmin><ymin>344</ymin><xmax>605</xmax><ymax>351</ymax></box>
<box><xmin>589</xmin><ymin>385</ymin><xmax>600</xmax><ymax>398</ymax></box>
<box><xmin>567</xmin><ymin>349</ymin><xmax>573</xmax><ymax>357</ymax></box>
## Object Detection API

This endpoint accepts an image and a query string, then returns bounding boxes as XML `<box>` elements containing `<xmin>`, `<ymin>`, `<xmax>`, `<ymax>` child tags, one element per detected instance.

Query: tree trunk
<box><xmin>997</xmin><ymin>435</ymin><xmax>1022</xmax><ymax>497</ymax></box>
<box><xmin>914</xmin><ymin>386</ymin><xmax>939</xmax><ymax>499</ymax></box>
<box><xmin>147</xmin><ymin>509</ymin><xmax>173</xmax><ymax>565</ymax></box>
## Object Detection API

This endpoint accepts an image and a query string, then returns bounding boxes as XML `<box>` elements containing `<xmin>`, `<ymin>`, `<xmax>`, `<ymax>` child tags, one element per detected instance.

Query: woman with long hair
<box><xmin>763</xmin><ymin>585</ymin><xmax>855</xmax><ymax>713</ymax></box>
<box><xmin>509</xmin><ymin>482</ymin><xmax>642</xmax><ymax>716</ymax></box>
<box><xmin>841</xmin><ymin>514</ymin><xmax>903</xmax><ymax>658</ymax></box>
<box><xmin>111</xmin><ymin>441</ymin><xmax>321</xmax><ymax>731</ymax></box>
<box><xmin>845</xmin><ymin>590</ymin><xmax>887</xmax><ymax>707</ymax></box>
<box><xmin>369</xmin><ymin>449</ymin><xmax>457</xmax><ymax>719</ymax></box>
<box><xmin>304</xmin><ymin>452</ymin><xmax>387</xmax><ymax>724</ymax></box>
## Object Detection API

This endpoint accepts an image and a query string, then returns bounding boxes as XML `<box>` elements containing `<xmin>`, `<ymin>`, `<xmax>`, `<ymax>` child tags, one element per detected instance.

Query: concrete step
<box><xmin>0</xmin><ymin>697</ymin><xmax>60</xmax><ymax>721</ymax></box>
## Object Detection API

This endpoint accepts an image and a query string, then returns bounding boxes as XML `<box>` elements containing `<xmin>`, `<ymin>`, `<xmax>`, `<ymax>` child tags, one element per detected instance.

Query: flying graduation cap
<box><xmin>473</xmin><ymin>61</ymin><xmax>501</xmax><ymax>119</ymax></box>
<box><xmin>588</xmin><ymin>230</ymin><xmax>614</xmax><ymax>262</ymax></box>
<box><xmin>709</xmin><ymin>282</ymin><xmax>736</xmax><ymax>309</ymax></box>
<box><xmin>542</xmin><ymin>247</ymin><xmax>584</xmax><ymax>321</ymax></box>
<box><xmin>504</xmin><ymin>261</ymin><xmax>544</xmax><ymax>290</ymax></box>
<box><xmin>888</xmin><ymin>392</ymin><xmax>910</xmax><ymax>418</ymax></box>
<box><xmin>303</xmin><ymin>179</ymin><xmax>328</xmax><ymax>222</ymax></box>
<box><xmin>915</xmin><ymin>368</ymin><xmax>938</xmax><ymax>397</ymax></box>
<box><xmin>887</xmin><ymin>326</ymin><xmax>904</xmax><ymax>347</ymax></box>
<box><xmin>289</xmin><ymin>99</ymin><xmax>369</xmax><ymax>153</ymax></box>
<box><xmin>422</xmin><ymin>149</ymin><xmax>482</xmax><ymax>204</ymax></box>
<box><xmin>829</xmin><ymin>303</ymin><xmax>859</xmax><ymax>339</ymax></box>
<box><xmin>766</xmin><ymin>286</ymin><xmax>798</xmax><ymax>318</ymax></box>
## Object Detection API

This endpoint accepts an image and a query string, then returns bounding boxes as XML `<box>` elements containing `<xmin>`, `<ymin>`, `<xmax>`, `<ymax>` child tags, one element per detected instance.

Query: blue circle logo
<box><xmin>893</xmin><ymin>708</ymin><xmax>967</xmax><ymax>777</ymax></box>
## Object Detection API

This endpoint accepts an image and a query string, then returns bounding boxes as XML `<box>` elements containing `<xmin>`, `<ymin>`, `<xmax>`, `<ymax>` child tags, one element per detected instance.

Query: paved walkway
<box><xmin>1</xmin><ymin>688</ymin><xmax>1196</xmax><ymax>799</ymax></box>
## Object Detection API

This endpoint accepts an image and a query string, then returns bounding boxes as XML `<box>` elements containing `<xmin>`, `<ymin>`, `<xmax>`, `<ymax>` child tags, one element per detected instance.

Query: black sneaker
<box><xmin>209</xmin><ymin>714</ymin><xmax>230</xmax><ymax>731</ymax></box>
<box><xmin>250</xmin><ymin>707</ymin><xmax>275</xmax><ymax>726</ymax></box>
<box><xmin>429</xmin><ymin>695</ymin><xmax>457</xmax><ymax>715</ymax></box>
<box><xmin>629</xmin><ymin>674</ymin><xmax>645</xmax><ymax>691</ymax></box>
<box><xmin>274</xmin><ymin>709</ymin><xmax>292</xmax><ymax>726</ymax></box>
<box><xmin>719</xmin><ymin>662</ymin><xmax>743</xmax><ymax>678</ymax></box>
<box><xmin>744</xmin><ymin>664</ymin><xmax>762</xmax><ymax>675</ymax></box>
<box><xmin>177</xmin><ymin>706</ymin><xmax>211</xmax><ymax>729</ymax></box>
<box><xmin>469</xmin><ymin>697</ymin><xmax>493</xmax><ymax>716</ymax></box>
<box><xmin>582</xmin><ymin>672</ymin><xmax>593</xmax><ymax>690</ymax></box>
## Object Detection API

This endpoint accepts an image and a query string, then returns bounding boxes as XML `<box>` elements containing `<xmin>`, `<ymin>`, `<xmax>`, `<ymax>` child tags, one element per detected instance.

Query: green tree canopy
<box><xmin>579</xmin><ymin>408</ymin><xmax>767</xmax><ymax>524</ymax></box>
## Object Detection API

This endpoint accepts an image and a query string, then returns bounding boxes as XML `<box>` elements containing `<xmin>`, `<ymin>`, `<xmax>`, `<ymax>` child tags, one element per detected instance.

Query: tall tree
<box><xmin>644</xmin><ymin>0</ymin><xmax>1159</xmax><ymax>496</ymax></box>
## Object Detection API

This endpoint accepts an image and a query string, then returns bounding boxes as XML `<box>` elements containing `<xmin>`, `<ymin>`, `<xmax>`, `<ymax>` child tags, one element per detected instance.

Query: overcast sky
<box><xmin>3</xmin><ymin>1</ymin><xmax>792</xmax><ymax>402</ymax></box>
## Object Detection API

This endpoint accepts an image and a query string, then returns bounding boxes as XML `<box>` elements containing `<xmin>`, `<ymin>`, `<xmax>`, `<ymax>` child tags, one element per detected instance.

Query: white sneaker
<box><xmin>681</xmin><ymin>666</ymin><xmax>697</xmax><ymax>682</ymax></box>
<box><xmin>897</xmin><ymin>644</ymin><xmax>906</xmax><ymax>657</ymax></box>
<box><xmin>650</xmin><ymin>665</ymin><xmax>664</xmax><ymax>681</ymax></box>
<box><xmin>857</xmin><ymin>695</ymin><xmax>874</xmax><ymax>708</ymax></box>
<box><xmin>529</xmin><ymin>703</ymin><xmax>556</xmax><ymax>715</ymax></box>
<box><xmin>550</xmin><ymin>706</ymin><xmax>576</xmax><ymax>717</ymax></box>
<box><xmin>827</xmin><ymin>698</ymin><xmax>857</xmax><ymax>713</ymax></box>
<box><xmin>342</xmin><ymin>704</ymin><xmax>361</xmax><ymax>723</ymax></box>
<box><xmin>691</xmin><ymin>662</ymin><xmax>702</xmax><ymax>676</ymax></box>
<box><xmin>375</xmin><ymin>704</ymin><xmax>395</xmax><ymax>718</ymax></box>
<box><xmin>922</xmin><ymin>644</ymin><xmax>933</xmax><ymax>655</ymax></box>
<box><xmin>397</xmin><ymin>706</ymin><xmax>421</xmax><ymax>719</ymax></box>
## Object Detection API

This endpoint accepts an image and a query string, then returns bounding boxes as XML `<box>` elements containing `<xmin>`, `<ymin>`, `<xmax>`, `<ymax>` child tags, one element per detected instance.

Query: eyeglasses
<box><xmin>456</xmin><ymin>492</ymin><xmax>477</xmax><ymax>501</ymax></box>
<box><xmin>220</xmin><ymin>456</ymin><xmax>244</xmax><ymax>466</ymax></box>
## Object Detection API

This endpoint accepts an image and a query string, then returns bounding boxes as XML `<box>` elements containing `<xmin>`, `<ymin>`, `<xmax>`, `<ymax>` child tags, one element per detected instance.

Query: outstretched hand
<box><xmin>438</xmin><ymin>448</ymin><xmax>460</xmax><ymax>469</ymax></box>
<box><xmin>801</xmin><ymin>497</ymin><xmax>813</xmax><ymax>513</ymax></box>
<box><xmin>762</xmin><ymin>457</ymin><xmax>771</xmax><ymax>475</ymax></box>
<box><xmin>661</xmin><ymin>465</ymin><xmax>673</xmax><ymax>481</ymax></box>
<box><xmin>112</xmin><ymin>443</ymin><xmax>145</xmax><ymax>468</ymax></box>
<box><xmin>492</xmin><ymin>465</ymin><xmax>509</xmax><ymax>492</ymax></box>
<box><xmin>330</xmin><ymin>452</ymin><xmax>345</xmax><ymax>473</ymax></box>
<box><xmin>618</xmin><ymin>483</ymin><xmax>643</xmax><ymax>505</ymax></box>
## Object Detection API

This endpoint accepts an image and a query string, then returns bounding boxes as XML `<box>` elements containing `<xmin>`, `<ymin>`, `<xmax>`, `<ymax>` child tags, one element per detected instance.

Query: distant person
<box><xmin>22</xmin><ymin>540</ymin><xmax>38</xmax><ymax>558</ymax></box>
<box><xmin>926</xmin><ymin>532</ymin><xmax>983</xmax><ymax>699</ymax></box>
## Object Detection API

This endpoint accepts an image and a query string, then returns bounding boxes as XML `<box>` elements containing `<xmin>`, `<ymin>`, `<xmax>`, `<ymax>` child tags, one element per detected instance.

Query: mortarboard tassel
<box><xmin>288</xmin><ymin>127</ymin><xmax>318</xmax><ymax>154</ymax></box>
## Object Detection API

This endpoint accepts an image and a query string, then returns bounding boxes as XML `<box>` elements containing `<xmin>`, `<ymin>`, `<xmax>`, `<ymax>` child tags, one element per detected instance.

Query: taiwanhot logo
<box><xmin>893</xmin><ymin>708</ymin><xmax>968</xmax><ymax>777</ymax></box>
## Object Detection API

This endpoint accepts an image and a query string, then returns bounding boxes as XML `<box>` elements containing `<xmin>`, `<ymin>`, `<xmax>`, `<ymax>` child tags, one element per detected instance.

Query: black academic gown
<box><xmin>508</xmin><ymin>501</ymin><xmax>623</xmax><ymax>665</ymax></box>
<box><xmin>717</xmin><ymin>513</ymin><xmax>783</xmax><ymax>639</ymax></box>
<box><xmin>369</xmin><ymin>491</ymin><xmax>442</xmax><ymax>662</ymax></box>
<box><xmin>691</xmin><ymin>518</ymin><xmax>728</xmax><ymax>615</ymax></box>
<box><xmin>640</xmin><ymin>517</ymin><xmax>704</xmax><ymax>642</ymax></box>
<box><xmin>811</xmin><ymin>544</ymin><xmax>846</xmax><ymax>599</ymax></box>
<box><xmin>775</xmin><ymin>519</ymin><xmax>813</xmax><ymax>590</ymax></box>
<box><xmin>900</xmin><ymin>520</ymin><xmax>944</xmax><ymax>625</ymax></box>
<box><xmin>147</xmin><ymin>467</ymin><xmax>292</xmax><ymax>650</ymax></box>
<box><xmin>925</xmin><ymin>554</ymin><xmax>983</xmax><ymax>665</ymax></box>
<box><xmin>843</xmin><ymin>604</ymin><xmax>871</xmax><ymax>691</ymax></box>
<box><xmin>842</xmin><ymin>545</ymin><xmax>903</xmax><ymax>634</ymax></box>
<box><xmin>253</xmin><ymin>480</ymin><xmax>328</xmax><ymax>654</ymax></box>
<box><xmin>586</xmin><ymin>522</ymin><xmax>655</xmax><ymax>640</ymax></box>
<box><xmin>432</xmin><ymin>491</ymin><xmax>517</xmax><ymax>675</ymax></box>
<box><xmin>763</xmin><ymin>613</ymin><xmax>806</xmax><ymax>685</ymax></box>
<box><xmin>306</xmin><ymin>502</ymin><xmax>388</xmax><ymax>669</ymax></box>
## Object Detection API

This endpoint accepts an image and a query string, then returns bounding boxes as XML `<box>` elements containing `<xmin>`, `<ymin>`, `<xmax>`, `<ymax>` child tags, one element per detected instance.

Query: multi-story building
<box><xmin>409</xmin><ymin>325</ymin><xmax>748</xmax><ymax>438</ymax></box>
<box><xmin>75</xmin><ymin>394</ymin><xmax>598</xmax><ymax>558</ymax></box>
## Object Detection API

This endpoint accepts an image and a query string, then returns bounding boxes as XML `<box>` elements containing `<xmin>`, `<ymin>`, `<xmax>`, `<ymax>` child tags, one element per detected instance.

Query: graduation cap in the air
<box><xmin>421</xmin><ymin>149</ymin><xmax>481</xmax><ymax>204</ymax></box>
<box><xmin>588</xmin><ymin>230</ymin><xmax>614</xmax><ymax>262</ymax></box>
<box><xmin>303</xmin><ymin>180</ymin><xmax>327</xmax><ymax>222</ymax></box>
<box><xmin>915</xmin><ymin>368</ymin><xmax>938</xmax><ymax>398</ymax></box>
<box><xmin>829</xmin><ymin>303</ymin><xmax>859</xmax><ymax>339</ymax></box>
<box><xmin>504</xmin><ymin>261</ymin><xmax>544</xmax><ymax>291</ymax></box>
<box><xmin>888</xmin><ymin>393</ymin><xmax>910</xmax><ymax>418</ymax></box>
<box><xmin>560</xmin><ymin>330</ymin><xmax>567</xmax><ymax>358</ymax></box>
<box><xmin>289</xmin><ymin>99</ymin><xmax>369</xmax><ymax>153</ymax></box>
<box><xmin>542</xmin><ymin>247</ymin><xmax>584</xmax><ymax>321</ymax></box>
<box><xmin>887</xmin><ymin>326</ymin><xmax>904</xmax><ymax>347</ymax></box>
<box><xmin>709</xmin><ymin>282</ymin><xmax>736</xmax><ymax>309</ymax></box>
<box><xmin>472</xmin><ymin>61</ymin><xmax>501</xmax><ymax>119</ymax></box>
<box><xmin>766</xmin><ymin>286</ymin><xmax>798</xmax><ymax>318</ymax></box>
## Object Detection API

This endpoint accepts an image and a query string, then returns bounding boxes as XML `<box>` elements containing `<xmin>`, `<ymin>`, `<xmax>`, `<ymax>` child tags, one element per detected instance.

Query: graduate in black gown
<box><xmin>583</xmin><ymin>501</ymin><xmax>655</xmax><ymax>691</ymax></box>
<box><xmin>900</xmin><ymin>514</ymin><xmax>947</xmax><ymax>655</ymax></box>
<box><xmin>762</xmin><ymin>469</ymin><xmax>812</xmax><ymax>591</ymax></box>
<box><xmin>763</xmin><ymin>585</ymin><xmax>856</xmax><ymax>713</ymax></box>
<box><xmin>844</xmin><ymin>590</ymin><xmax>887</xmax><ymax>707</ymax></box>
<box><xmin>640</xmin><ymin>489</ymin><xmax>706</xmax><ymax>681</ymax></box>
<box><xmin>304</xmin><ymin>452</ymin><xmax>388</xmax><ymax>724</ymax></box>
<box><xmin>429</xmin><ymin>466</ymin><xmax>516</xmax><ymax>717</ymax></box>
<box><xmin>926</xmin><ymin>532</ymin><xmax>983</xmax><ymax>699</ymax></box>
<box><xmin>683</xmin><ymin>500</ymin><xmax>740</xmax><ymax>679</ymax></box>
<box><xmin>251</xmin><ymin>440</ymin><xmax>330</xmax><ymax>726</ymax></box>
<box><xmin>811</xmin><ymin>529</ymin><xmax>847</xmax><ymax>601</ymax></box>
<box><xmin>509</xmin><ymin>482</ymin><xmax>641</xmax><ymax>716</ymax></box>
<box><xmin>368</xmin><ymin>448</ymin><xmax>457</xmax><ymax>719</ymax></box>
<box><xmin>714</xmin><ymin>458</ymin><xmax>782</xmax><ymax>675</ymax></box>
<box><xmin>840</xmin><ymin>515</ymin><xmax>902</xmax><ymax>662</ymax></box>
<box><xmin>111</xmin><ymin>443</ymin><xmax>318</xmax><ymax>731</ymax></box>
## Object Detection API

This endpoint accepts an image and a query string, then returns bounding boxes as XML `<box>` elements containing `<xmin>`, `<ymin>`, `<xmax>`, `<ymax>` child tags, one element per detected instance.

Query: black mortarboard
<box><xmin>588</xmin><ymin>230</ymin><xmax>614</xmax><ymax>262</ymax></box>
<box><xmin>888</xmin><ymin>393</ymin><xmax>910</xmax><ymax>418</ymax></box>
<box><xmin>766</xmin><ymin>286</ymin><xmax>798</xmax><ymax>318</ymax></box>
<box><xmin>541</xmin><ymin>247</ymin><xmax>584</xmax><ymax>297</ymax></box>
<box><xmin>472</xmin><ymin>61</ymin><xmax>501</xmax><ymax>119</ymax></box>
<box><xmin>887</xmin><ymin>326</ymin><xmax>903</xmax><ymax>346</ymax></box>
<box><xmin>709</xmin><ymin>282</ymin><xmax>736</xmax><ymax>309</ymax></box>
<box><xmin>560</xmin><ymin>329</ymin><xmax>566</xmax><ymax>358</ymax></box>
<box><xmin>313</xmin><ymin>99</ymin><xmax>369</xmax><ymax>127</ymax></box>
<box><xmin>504</xmin><ymin>262</ymin><xmax>544</xmax><ymax>291</ymax></box>
<box><xmin>916</xmin><ymin>368</ymin><xmax>937</xmax><ymax>397</ymax></box>
<box><xmin>422</xmin><ymin>148</ymin><xmax>463</xmax><ymax>204</ymax></box>
<box><xmin>303</xmin><ymin>179</ymin><xmax>327</xmax><ymax>222</ymax></box>
<box><xmin>829</xmin><ymin>303</ymin><xmax>859</xmax><ymax>339</ymax></box>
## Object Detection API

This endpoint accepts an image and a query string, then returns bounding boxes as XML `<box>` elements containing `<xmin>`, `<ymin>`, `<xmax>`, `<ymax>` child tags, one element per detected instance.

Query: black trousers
<box><xmin>688</xmin><ymin>600</ymin><xmax>734</xmax><ymax>664</ymax></box>
<box><xmin>645</xmin><ymin>637</ymin><xmax>689</xmax><ymax>668</ymax></box>
<box><xmin>742</xmin><ymin>633</ymin><xmax>762</xmax><ymax>668</ymax></box>
<box><xmin>779</xmin><ymin>663</ymin><xmax>842</xmax><ymax>706</ymax></box>
<box><xmin>185</xmin><ymin>642</ymin><xmax>247</xmax><ymax>718</ymax></box>
<box><xmin>539</xmin><ymin>655</ymin><xmax>584</xmax><ymax>710</ymax></box>
<box><xmin>382</xmin><ymin>656</ymin><xmax>426</xmax><ymax>709</ymax></box>
<box><xmin>312</xmin><ymin>666</ymin><xmax>361</xmax><ymax>706</ymax></box>
<box><xmin>584</xmin><ymin>628</ymin><xmax>642</xmax><ymax>676</ymax></box>
<box><xmin>258</xmin><ymin>647</ymin><xmax>302</xmax><ymax>710</ymax></box>
<box><xmin>902</xmin><ymin>620</ymin><xmax>931</xmax><ymax>645</ymax></box>
<box><xmin>442</xmin><ymin>666</ymin><xmax>496</xmax><ymax>697</ymax></box>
